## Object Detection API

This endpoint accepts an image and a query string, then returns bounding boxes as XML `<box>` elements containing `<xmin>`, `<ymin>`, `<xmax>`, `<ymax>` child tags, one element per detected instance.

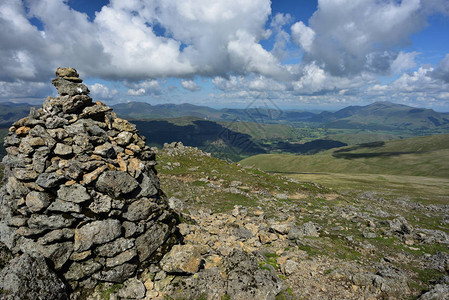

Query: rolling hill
<box><xmin>240</xmin><ymin>133</ymin><xmax>449</xmax><ymax>178</ymax></box>
<box><xmin>311</xmin><ymin>101</ymin><xmax>449</xmax><ymax>130</ymax></box>
<box><xmin>0</xmin><ymin>102</ymin><xmax>36</xmax><ymax>127</ymax></box>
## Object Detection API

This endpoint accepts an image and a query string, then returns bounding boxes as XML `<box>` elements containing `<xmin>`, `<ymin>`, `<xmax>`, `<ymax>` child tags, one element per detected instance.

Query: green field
<box><xmin>240</xmin><ymin>133</ymin><xmax>449</xmax><ymax>178</ymax></box>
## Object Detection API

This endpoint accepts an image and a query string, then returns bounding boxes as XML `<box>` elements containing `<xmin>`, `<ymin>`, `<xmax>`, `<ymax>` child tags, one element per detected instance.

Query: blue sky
<box><xmin>1</xmin><ymin>0</ymin><xmax>449</xmax><ymax>111</ymax></box>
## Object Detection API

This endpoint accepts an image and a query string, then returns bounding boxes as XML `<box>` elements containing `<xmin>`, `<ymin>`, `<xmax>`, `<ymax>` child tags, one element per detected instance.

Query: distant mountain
<box><xmin>112</xmin><ymin>102</ymin><xmax>223</xmax><ymax>120</ymax></box>
<box><xmin>112</xmin><ymin>102</ymin><xmax>316</xmax><ymax>123</ymax></box>
<box><xmin>0</xmin><ymin>102</ymin><xmax>35</xmax><ymax>127</ymax></box>
<box><xmin>310</xmin><ymin>101</ymin><xmax>449</xmax><ymax>130</ymax></box>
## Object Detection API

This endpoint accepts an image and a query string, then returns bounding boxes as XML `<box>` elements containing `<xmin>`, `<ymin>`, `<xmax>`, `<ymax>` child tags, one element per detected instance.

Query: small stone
<box><xmin>52</xmin><ymin>77</ymin><xmax>89</xmax><ymax>97</ymax></box>
<box><xmin>47</xmin><ymin>199</ymin><xmax>82</xmax><ymax>213</ymax></box>
<box><xmin>27</xmin><ymin>137</ymin><xmax>45</xmax><ymax>147</ymax></box>
<box><xmin>39</xmin><ymin>228</ymin><xmax>75</xmax><ymax>244</ymax></box>
<box><xmin>14</xmin><ymin>168</ymin><xmax>39</xmax><ymax>180</ymax></box>
<box><xmin>74</xmin><ymin>219</ymin><xmax>122</xmax><ymax>252</ymax></box>
<box><xmin>113</xmin><ymin>118</ymin><xmax>136</xmax><ymax>132</ymax></box>
<box><xmin>96</xmin><ymin>237</ymin><xmax>135</xmax><ymax>257</ymax></box>
<box><xmin>15</xmin><ymin>126</ymin><xmax>30</xmax><ymax>136</ymax></box>
<box><xmin>270</xmin><ymin>224</ymin><xmax>291</xmax><ymax>235</ymax></box>
<box><xmin>89</xmin><ymin>193</ymin><xmax>112</xmax><ymax>214</ymax></box>
<box><xmin>56</xmin><ymin>67</ymin><xmax>79</xmax><ymax>78</ymax></box>
<box><xmin>127</xmin><ymin>157</ymin><xmax>144</xmax><ymax>178</ymax></box>
<box><xmin>81</xmin><ymin>165</ymin><xmax>107</xmax><ymax>185</ymax></box>
<box><xmin>123</xmin><ymin>198</ymin><xmax>159</xmax><ymax>222</ymax></box>
<box><xmin>64</xmin><ymin>260</ymin><xmax>102</xmax><ymax>281</ymax></box>
<box><xmin>25</xmin><ymin>191</ymin><xmax>51</xmax><ymax>213</ymax></box>
<box><xmin>92</xmin><ymin>263</ymin><xmax>137</xmax><ymax>283</ymax></box>
<box><xmin>96</xmin><ymin>170</ymin><xmax>139</xmax><ymax>197</ymax></box>
<box><xmin>117</xmin><ymin>278</ymin><xmax>146</xmax><ymax>299</ymax></box>
<box><xmin>93</xmin><ymin>142</ymin><xmax>116</xmax><ymax>158</ymax></box>
<box><xmin>117</xmin><ymin>154</ymin><xmax>127</xmax><ymax>172</ymax></box>
<box><xmin>70</xmin><ymin>250</ymin><xmax>91</xmax><ymax>261</ymax></box>
<box><xmin>106</xmin><ymin>249</ymin><xmax>137</xmax><ymax>267</ymax></box>
<box><xmin>54</xmin><ymin>143</ymin><xmax>73</xmax><ymax>156</ymax></box>
<box><xmin>57</xmin><ymin>183</ymin><xmax>91</xmax><ymax>203</ymax></box>
<box><xmin>6</xmin><ymin>216</ymin><xmax>28</xmax><ymax>227</ymax></box>
<box><xmin>81</xmin><ymin>104</ymin><xmax>112</xmax><ymax>118</ymax></box>
<box><xmin>36</xmin><ymin>172</ymin><xmax>64</xmax><ymax>188</ymax></box>
<box><xmin>160</xmin><ymin>244</ymin><xmax>202</xmax><ymax>274</ymax></box>
<box><xmin>136</xmin><ymin>223</ymin><xmax>169</xmax><ymax>261</ymax></box>
<box><xmin>28</xmin><ymin>214</ymin><xmax>74</xmax><ymax>230</ymax></box>
<box><xmin>115</xmin><ymin>131</ymin><xmax>133</xmax><ymax>146</ymax></box>
<box><xmin>16</xmin><ymin>227</ymin><xmax>47</xmax><ymax>237</ymax></box>
<box><xmin>288</xmin><ymin>221</ymin><xmax>320</xmax><ymax>239</ymax></box>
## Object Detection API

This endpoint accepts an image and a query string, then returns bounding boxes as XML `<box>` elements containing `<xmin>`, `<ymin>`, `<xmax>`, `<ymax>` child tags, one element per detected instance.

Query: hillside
<box><xmin>112</xmin><ymin>102</ymin><xmax>223</xmax><ymax>120</ymax></box>
<box><xmin>155</xmin><ymin>143</ymin><xmax>449</xmax><ymax>299</ymax></box>
<box><xmin>0</xmin><ymin>102</ymin><xmax>36</xmax><ymax>127</ymax></box>
<box><xmin>112</xmin><ymin>101</ymin><xmax>317</xmax><ymax>123</ymax></box>
<box><xmin>240</xmin><ymin>133</ymin><xmax>449</xmax><ymax>178</ymax></box>
<box><xmin>311</xmin><ymin>101</ymin><xmax>449</xmax><ymax>130</ymax></box>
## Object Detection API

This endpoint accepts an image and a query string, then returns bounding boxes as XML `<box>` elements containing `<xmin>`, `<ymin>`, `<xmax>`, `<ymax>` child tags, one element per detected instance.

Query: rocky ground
<box><xmin>1</xmin><ymin>141</ymin><xmax>448</xmax><ymax>299</ymax></box>
<box><xmin>151</xmin><ymin>142</ymin><xmax>449</xmax><ymax>300</ymax></box>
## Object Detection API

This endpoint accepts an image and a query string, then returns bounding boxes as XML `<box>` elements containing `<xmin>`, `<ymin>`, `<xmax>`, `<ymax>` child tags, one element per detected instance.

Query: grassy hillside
<box><xmin>312</xmin><ymin>101</ymin><xmax>449</xmax><ymax>131</ymax></box>
<box><xmin>240</xmin><ymin>133</ymin><xmax>449</xmax><ymax>178</ymax></box>
<box><xmin>0</xmin><ymin>103</ymin><xmax>35</xmax><ymax>127</ymax></box>
<box><xmin>156</xmin><ymin>144</ymin><xmax>449</xmax><ymax>298</ymax></box>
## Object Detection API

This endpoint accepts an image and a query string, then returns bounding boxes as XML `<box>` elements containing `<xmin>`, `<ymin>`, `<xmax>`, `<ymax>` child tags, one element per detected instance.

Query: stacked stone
<box><xmin>0</xmin><ymin>67</ymin><xmax>179</xmax><ymax>291</ymax></box>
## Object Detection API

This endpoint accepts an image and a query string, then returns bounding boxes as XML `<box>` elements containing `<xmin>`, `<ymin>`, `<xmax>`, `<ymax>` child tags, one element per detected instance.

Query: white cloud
<box><xmin>431</xmin><ymin>54</ymin><xmax>449</xmax><ymax>83</ymax></box>
<box><xmin>127</xmin><ymin>88</ymin><xmax>146</xmax><ymax>96</ymax></box>
<box><xmin>1</xmin><ymin>0</ymin><xmax>278</xmax><ymax>82</ymax></box>
<box><xmin>0</xmin><ymin>80</ymin><xmax>49</xmax><ymax>100</ymax></box>
<box><xmin>89</xmin><ymin>83</ymin><xmax>117</xmax><ymax>99</ymax></box>
<box><xmin>212</xmin><ymin>76</ymin><xmax>242</xmax><ymax>91</ymax></box>
<box><xmin>248</xmin><ymin>76</ymin><xmax>286</xmax><ymax>91</ymax></box>
<box><xmin>291</xmin><ymin>21</ymin><xmax>315</xmax><ymax>53</ymax></box>
<box><xmin>367</xmin><ymin>66</ymin><xmax>449</xmax><ymax>106</ymax></box>
<box><xmin>292</xmin><ymin>0</ymin><xmax>432</xmax><ymax>76</ymax></box>
<box><xmin>390</xmin><ymin>51</ymin><xmax>418</xmax><ymax>75</ymax></box>
<box><xmin>181</xmin><ymin>79</ymin><xmax>201</xmax><ymax>91</ymax></box>
<box><xmin>0</xmin><ymin>0</ymin><xmax>448</xmax><ymax>109</ymax></box>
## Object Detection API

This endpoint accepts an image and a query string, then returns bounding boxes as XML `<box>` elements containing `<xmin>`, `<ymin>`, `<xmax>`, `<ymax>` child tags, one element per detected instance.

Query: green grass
<box><xmin>98</xmin><ymin>283</ymin><xmax>123</xmax><ymax>300</ymax></box>
<box><xmin>240</xmin><ymin>134</ymin><xmax>449</xmax><ymax>178</ymax></box>
<box><xmin>285</xmin><ymin>173</ymin><xmax>449</xmax><ymax>205</ymax></box>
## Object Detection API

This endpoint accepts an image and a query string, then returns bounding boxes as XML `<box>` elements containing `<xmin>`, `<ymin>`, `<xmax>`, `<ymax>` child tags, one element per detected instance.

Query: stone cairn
<box><xmin>0</xmin><ymin>68</ymin><xmax>179</xmax><ymax>293</ymax></box>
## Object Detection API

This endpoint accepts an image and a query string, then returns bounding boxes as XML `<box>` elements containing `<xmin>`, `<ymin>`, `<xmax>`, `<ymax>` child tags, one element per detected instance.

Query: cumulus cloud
<box><xmin>181</xmin><ymin>79</ymin><xmax>201</xmax><ymax>91</ymax></box>
<box><xmin>291</xmin><ymin>62</ymin><xmax>374</xmax><ymax>95</ymax></box>
<box><xmin>1</xmin><ymin>0</ymin><xmax>279</xmax><ymax>83</ymax></box>
<box><xmin>291</xmin><ymin>21</ymin><xmax>315</xmax><ymax>53</ymax></box>
<box><xmin>124</xmin><ymin>79</ymin><xmax>163</xmax><ymax>96</ymax></box>
<box><xmin>367</xmin><ymin>66</ymin><xmax>449</xmax><ymax>107</ymax></box>
<box><xmin>212</xmin><ymin>76</ymin><xmax>242</xmax><ymax>91</ymax></box>
<box><xmin>89</xmin><ymin>83</ymin><xmax>117</xmax><ymax>99</ymax></box>
<box><xmin>127</xmin><ymin>88</ymin><xmax>146</xmax><ymax>96</ymax></box>
<box><xmin>291</xmin><ymin>0</ymin><xmax>430</xmax><ymax>76</ymax></box>
<box><xmin>431</xmin><ymin>54</ymin><xmax>449</xmax><ymax>83</ymax></box>
<box><xmin>1</xmin><ymin>0</ymin><xmax>448</xmax><ymax>109</ymax></box>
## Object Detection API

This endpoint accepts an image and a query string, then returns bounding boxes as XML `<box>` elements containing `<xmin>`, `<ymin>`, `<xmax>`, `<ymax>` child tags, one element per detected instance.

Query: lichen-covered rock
<box><xmin>74</xmin><ymin>219</ymin><xmax>122</xmax><ymax>252</ymax></box>
<box><xmin>288</xmin><ymin>221</ymin><xmax>320</xmax><ymax>239</ymax></box>
<box><xmin>117</xmin><ymin>277</ymin><xmax>146</xmax><ymax>299</ymax></box>
<box><xmin>419</xmin><ymin>284</ymin><xmax>449</xmax><ymax>300</ymax></box>
<box><xmin>0</xmin><ymin>253</ymin><xmax>68</xmax><ymax>300</ymax></box>
<box><xmin>96</xmin><ymin>170</ymin><xmax>139</xmax><ymax>197</ymax></box>
<box><xmin>160</xmin><ymin>244</ymin><xmax>203</xmax><ymax>274</ymax></box>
